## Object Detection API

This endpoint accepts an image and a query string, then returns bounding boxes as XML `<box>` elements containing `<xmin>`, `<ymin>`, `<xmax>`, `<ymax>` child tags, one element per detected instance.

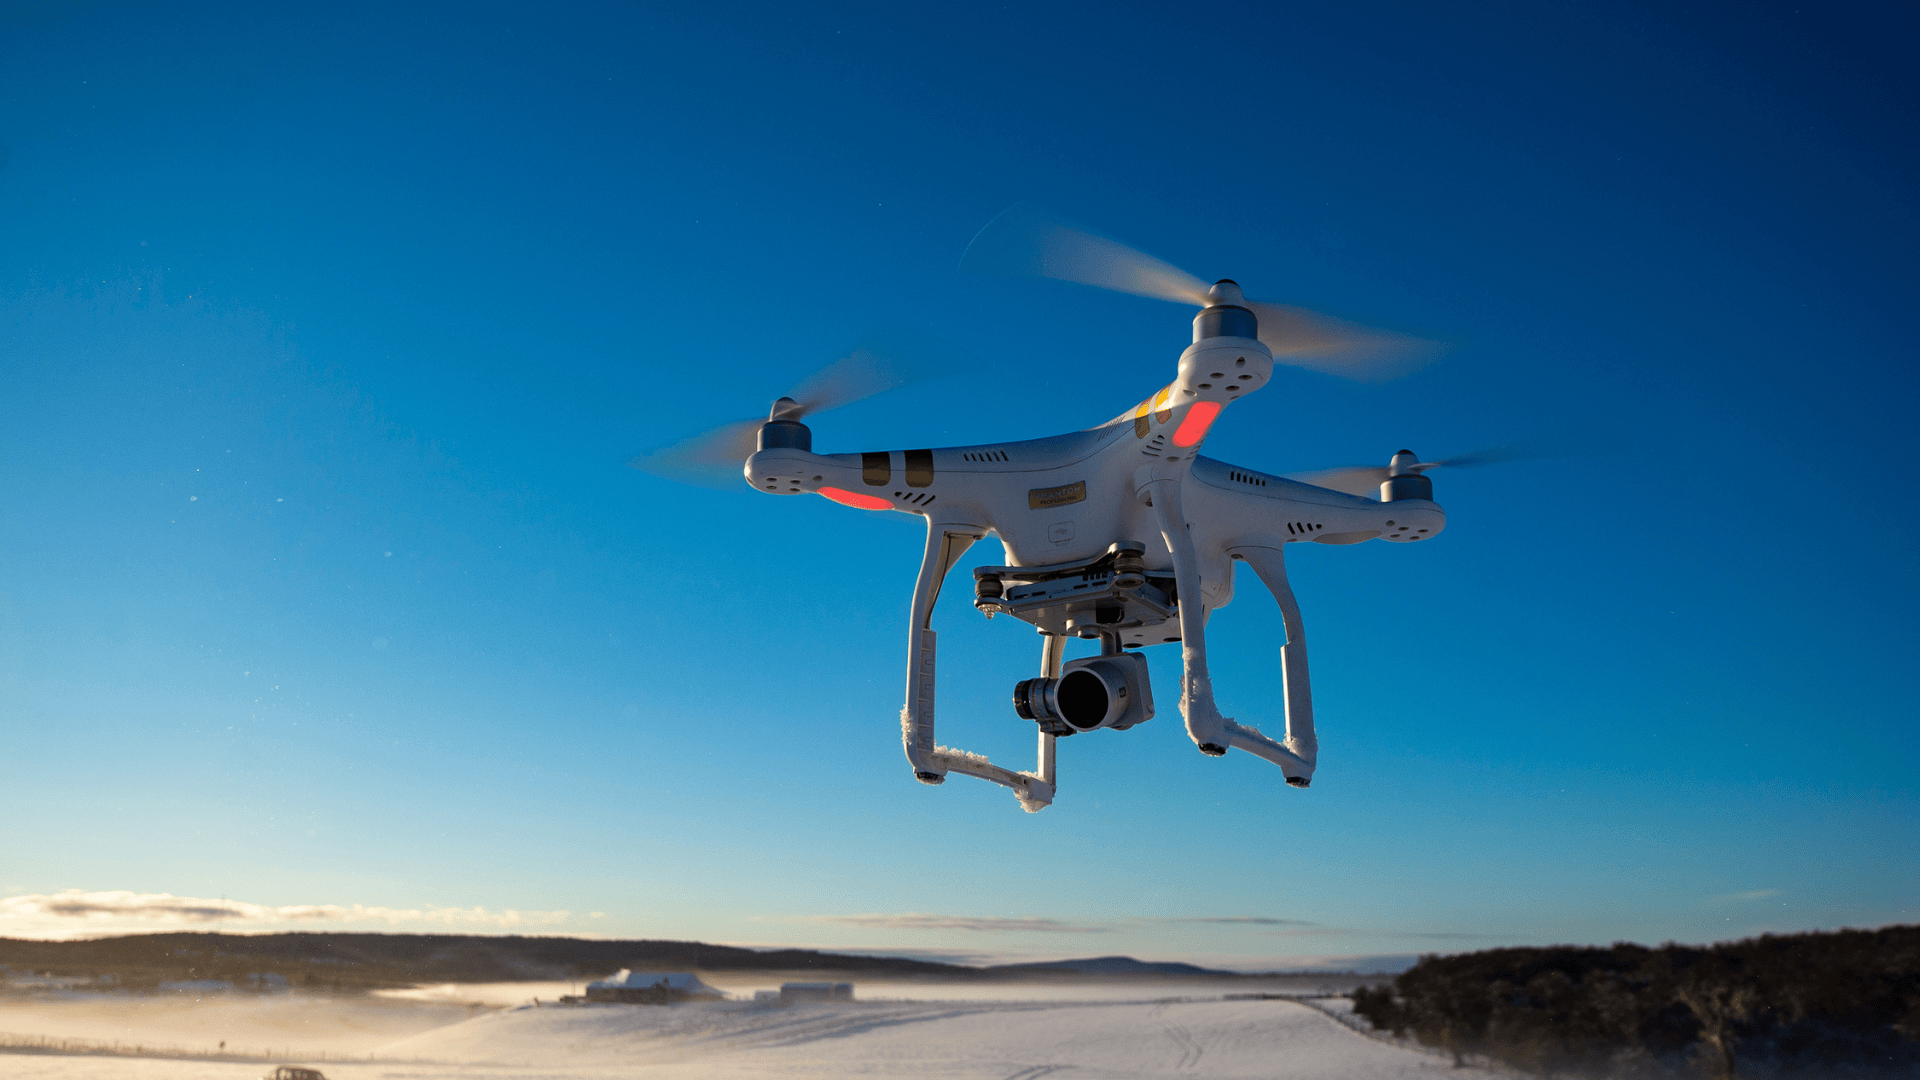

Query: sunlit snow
<box><xmin>1</xmin><ymin>983</ymin><xmax>1491</xmax><ymax>1080</ymax></box>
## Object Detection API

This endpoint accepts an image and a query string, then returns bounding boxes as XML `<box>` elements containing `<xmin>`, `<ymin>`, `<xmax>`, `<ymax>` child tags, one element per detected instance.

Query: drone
<box><xmin>636</xmin><ymin>205</ymin><xmax>1499</xmax><ymax>812</ymax></box>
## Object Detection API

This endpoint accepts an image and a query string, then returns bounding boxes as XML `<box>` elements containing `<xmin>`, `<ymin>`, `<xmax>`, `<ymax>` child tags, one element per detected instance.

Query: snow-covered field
<box><xmin>0</xmin><ymin>990</ymin><xmax>485</xmax><ymax>1055</ymax></box>
<box><xmin>2</xmin><ymin>986</ymin><xmax>1489</xmax><ymax>1080</ymax></box>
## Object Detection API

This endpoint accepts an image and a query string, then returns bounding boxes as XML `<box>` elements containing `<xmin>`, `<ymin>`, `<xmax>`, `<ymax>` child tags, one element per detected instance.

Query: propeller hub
<box><xmin>1207</xmin><ymin>279</ymin><xmax>1245</xmax><ymax>305</ymax></box>
<box><xmin>769</xmin><ymin>396</ymin><xmax>805</xmax><ymax>421</ymax></box>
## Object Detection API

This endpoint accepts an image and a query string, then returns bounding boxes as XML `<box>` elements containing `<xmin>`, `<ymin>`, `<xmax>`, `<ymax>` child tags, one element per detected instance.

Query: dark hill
<box><xmin>0</xmin><ymin>932</ymin><xmax>976</xmax><ymax>991</ymax></box>
<box><xmin>986</xmin><ymin>955</ymin><xmax>1236</xmax><ymax>977</ymax></box>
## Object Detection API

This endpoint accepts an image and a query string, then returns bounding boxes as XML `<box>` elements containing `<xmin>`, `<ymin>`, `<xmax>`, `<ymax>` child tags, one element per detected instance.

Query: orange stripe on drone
<box><xmin>1171</xmin><ymin>400</ymin><xmax>1223</xmax><ymax>447</ymax></box>
<box><xmin>818</xmin><ymin>487</ymin><xmax>892</xmax><ymax>510</ymax></box>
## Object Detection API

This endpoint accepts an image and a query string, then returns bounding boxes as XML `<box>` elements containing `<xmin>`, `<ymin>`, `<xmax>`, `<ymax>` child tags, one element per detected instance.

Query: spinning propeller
<box><xmin>628</xmin><ymin>324</ymin><xmax>965</xmax><ymax>488</ymax></box>
<box><xmin>960</xmin><ymin>203</ymin><xmax>1447</xmax><ymax>383</ymax></box>
<box><xmin>1286</xmin><ymin>441</ymin><xmax>1568</xmax><ymax>498</ymax></box>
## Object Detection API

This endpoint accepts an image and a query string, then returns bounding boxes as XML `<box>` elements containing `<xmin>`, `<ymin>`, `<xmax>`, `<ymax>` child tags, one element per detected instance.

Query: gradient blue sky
<box><xmin>1</xmin><ymin>0</ymin><xmax>1914</xmax><ymax>970</ymax></box>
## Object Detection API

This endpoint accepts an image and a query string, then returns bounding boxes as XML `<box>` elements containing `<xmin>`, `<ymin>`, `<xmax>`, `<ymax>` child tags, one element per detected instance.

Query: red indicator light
<box><xmin>818</xmin><ymin>487</ymin><xmax>893</xmax><ymax>510</ymax></box>
<box><xmin>1171</xmin><ymin>400</ymin><xmax>1223</xmax><ymax>447</ymax></box>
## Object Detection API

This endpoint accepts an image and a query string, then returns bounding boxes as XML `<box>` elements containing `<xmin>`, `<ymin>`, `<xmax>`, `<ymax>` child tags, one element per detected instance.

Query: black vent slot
<box><xmin>1229</xmin><ymin>470</ymin><xmax>1268</xmax><ymax>487</ymax></box>
<box><xmin>961</xmin><ymin>449</ymin><xmax>1010</xmax><ymax>463</ymax></box>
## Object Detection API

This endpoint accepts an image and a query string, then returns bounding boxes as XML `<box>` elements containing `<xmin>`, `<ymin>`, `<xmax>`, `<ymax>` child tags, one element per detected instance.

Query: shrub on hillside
<box><xmin>1348</xmin><ymin>925</ymin><xmax>1920</xmax><ymax>1079</ymax></box>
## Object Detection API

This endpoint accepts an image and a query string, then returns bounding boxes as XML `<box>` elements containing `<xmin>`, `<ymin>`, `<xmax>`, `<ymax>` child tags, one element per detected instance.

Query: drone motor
<box><xmin>1381</xmin><ymin>449</ymin><xmax>1433</xmax><ymax>501</ymax></box>
<box><xmin>757</xmin><ymin>397</ymin><xmax>813</xmax><ymax>452</ymax></box>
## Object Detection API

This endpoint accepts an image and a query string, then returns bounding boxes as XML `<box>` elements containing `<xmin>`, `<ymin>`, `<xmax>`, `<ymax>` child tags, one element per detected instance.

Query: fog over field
<box><xmin>0</xmin><ymin>989</ymin><xmax>485</xmax><ymax>1055</ymax></box>
<box><xmin>1</xmin><ymin>982</ymin><xmax>1482</xmax><ymax>1080</ymax></box>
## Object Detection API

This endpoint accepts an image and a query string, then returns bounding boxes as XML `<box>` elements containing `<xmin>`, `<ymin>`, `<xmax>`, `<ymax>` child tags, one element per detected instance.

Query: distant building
<box><xmin>158</xmin><ymin>979</ymin><xmax>235</xmax><ymax>994</ymax></box>
<box><xmin>779</xmin><ymin>982</ymin><xmax>853</xmax><ymax>1003</ymax></box>
<box><xmin>582</xmin><ymin>970</ymin><xmax>724</xmax><ymax>1004</ymax></box>
<box><xmin>4</xmin><ymin>973</ymin><xmax>96</xmax><ymax>991</ymax></box>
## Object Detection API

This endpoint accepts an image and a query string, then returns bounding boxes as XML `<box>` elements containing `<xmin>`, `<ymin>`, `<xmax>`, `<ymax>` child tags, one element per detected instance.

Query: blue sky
<box><xmin>1</xmin><ymin>0</ymin><xmax>1914</xmax><ymax>970</ymax></box>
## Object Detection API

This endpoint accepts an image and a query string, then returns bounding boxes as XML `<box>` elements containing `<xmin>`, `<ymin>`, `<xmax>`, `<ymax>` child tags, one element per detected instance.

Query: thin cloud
<box><xmin>784</xmin><ymin>911</ymin><xmax>1483</xmax><ymax>944</ymax></box>
<box><xmin>1143</xmin><ymin>916</ymin><xmax>1317</xmax><ymax>927</ymax></box>
<box><xmin>806</xmin><ymin>913</ymin><xmax>1112</xmax><ymax>934</ymax></box>
<box><xmin>1712</xmin><ymin>889</ymin><xmax>1784</xmax><ymax>903</ymax></box>
<box><xmin>0</xmin><ymin>890</ymin><xmax>572</xmax><ymax>935</ymax></box>
<box><xmin>35</xmin><ymin>894</ymin><xmax>245</xmax><ymax>922</ymax></box>
<box><xmin>798</xmin><ymin>914</ymin><xmax>1312</xmax><ymax>934</ymax></box>
<box><xmin>1260</xmin><ymin>925</ymin><xmax>1489</xmax><ymax>940</ymax></box>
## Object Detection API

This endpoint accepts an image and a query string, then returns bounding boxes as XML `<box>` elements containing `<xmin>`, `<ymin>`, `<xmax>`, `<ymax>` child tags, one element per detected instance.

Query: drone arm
<box><xmin>1226</xmin><ymin>544</ymin><xmax>1317</xmax><ymax>786</ymax></box>
<box><xmin>899</xmin><ymin>520</ymin><xmax>1058</xmax><ymax>811</ymax></box>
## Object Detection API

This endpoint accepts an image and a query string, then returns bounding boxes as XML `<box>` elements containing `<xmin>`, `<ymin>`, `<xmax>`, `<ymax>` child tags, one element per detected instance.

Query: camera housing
<box><xmin>1013</xmin><ymin>652</ymin><xmax>1154</xmax><ymax>736</ymax></box>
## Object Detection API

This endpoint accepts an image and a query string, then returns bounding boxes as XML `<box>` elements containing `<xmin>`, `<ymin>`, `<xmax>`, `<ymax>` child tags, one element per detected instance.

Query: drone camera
<box><xmin>1013</xmin><ymin>652</ymin><xmax>1154</xmax><ymax>735</ymax></box>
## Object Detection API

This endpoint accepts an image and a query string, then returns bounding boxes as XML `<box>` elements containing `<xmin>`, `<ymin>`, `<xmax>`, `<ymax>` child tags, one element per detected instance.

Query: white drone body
<box><xmin>741</xmin><ymin>281</ymin><xmax>1447</xmax><ymax>812</ymax></box>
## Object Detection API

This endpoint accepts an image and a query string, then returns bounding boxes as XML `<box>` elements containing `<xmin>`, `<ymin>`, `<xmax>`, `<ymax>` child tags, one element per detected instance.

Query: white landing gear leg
<box><xmin>900</xmin><ymin>520</ymin><xmax>1057</xmax><ymax>811</ymax></box>
<box><xmin>1034</xmin><ymin>632</ymin><xmax>1063</xmax><ymax>793</ymax></box>
<box><xmin>1226</xmin><ymin>545</ymin><xmax>1317</xmax><ymax>787</ymax></box>
<box><xmin>902</xmin><ymin>523</ymin><xmax>980</xmax><ymax>781</ymax></box>
<box><xmin>1134</xmin><ymin>469</ymin><xmax>1232</xmax><ymax>756</ymax></box>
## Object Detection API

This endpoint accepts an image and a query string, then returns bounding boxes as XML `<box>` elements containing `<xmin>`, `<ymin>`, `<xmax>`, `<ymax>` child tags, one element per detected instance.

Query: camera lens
<box><xmin>1055</xmin><ymin>669</ymin><xmax>1113</xmax><ymax>730</ymax></box>
<box><xmin>1012</xmin><ymin>678</ymin><xmax>1039</xmax><ymax>720</ymax></box>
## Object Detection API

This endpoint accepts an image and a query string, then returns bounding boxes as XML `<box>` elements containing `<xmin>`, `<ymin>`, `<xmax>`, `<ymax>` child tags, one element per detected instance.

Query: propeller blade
<box><xmin>626</xmin><ymin>419</ymin><xmax>763</xmax><ymax>489</ymax></box>
<box><xmin>962</xmin><ymin>204</ymin><xmax>1444</xmax><ymax>382</ymax></box>
<box><xmin>1244</xmin><ymin>301</ymin><xmax>1447</xmax><ymax>383</ymax></box>
<box><xmin>1284</xmin><ymin>465</ymin><xmax>1391</xmax><ymax>497</ymax></box>
<box><xmin>1416</xmin><ymin>442</ymin><xmax>1549</xmax><ymax>470</ymax></box>
<box><xmin>960</xmin><ymin>202</ymin><xmax>1212</xmax><ymax>306</ymax></box>
<box><xmin>627</xmin><ymin>323</ymin><xmax>966</xmax><ymax>489</ymax></box>
<box><xmin>1286</xmin><ymin>435</ymin><xmax>1598</xmax><ymax>496</ymax></box>
<box><xmin>786</xmin><ymin>323</ymin><xmax>963</xmax><ymax>417</ymax></box>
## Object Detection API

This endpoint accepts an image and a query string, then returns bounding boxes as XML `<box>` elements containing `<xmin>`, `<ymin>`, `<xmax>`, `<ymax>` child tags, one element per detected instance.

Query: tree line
<box><xmin>1350</xmin><ymin>924</ymin><xmax>1919</xmax><ymax>1078</ymax></box>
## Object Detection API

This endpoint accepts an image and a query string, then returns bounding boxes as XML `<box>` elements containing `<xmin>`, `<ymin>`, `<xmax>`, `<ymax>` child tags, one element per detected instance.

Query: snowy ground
<box><xmin>2</xmin><ymin>984</ymin><xmax>1489</xmax><ymax>1080</ymax></box>
<box><xmin>0</xmin><ymin>990</ymin><xmax>485</xmax><ymax>1055</ymax></box>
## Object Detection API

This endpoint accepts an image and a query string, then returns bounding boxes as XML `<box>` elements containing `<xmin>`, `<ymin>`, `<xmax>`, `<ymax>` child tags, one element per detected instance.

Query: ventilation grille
<box><xmin>961</xmin><ymin>449</ymin><xmax>1010</xmax><ymax>463</ymax></box>
<box><xmin>894</xmin><ymin>491</ymin><xmax>938</xmax><ymax>506</ymax></box>
<box><xmin>1286</xmin><ymin>521</ymin><xmax>1323</xmax><ymax>535</ymax></box>
<box><xmin>1228</xmin><ymin>469</ymin><xmax>1268</xmax><ymax>487</ymax></box>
